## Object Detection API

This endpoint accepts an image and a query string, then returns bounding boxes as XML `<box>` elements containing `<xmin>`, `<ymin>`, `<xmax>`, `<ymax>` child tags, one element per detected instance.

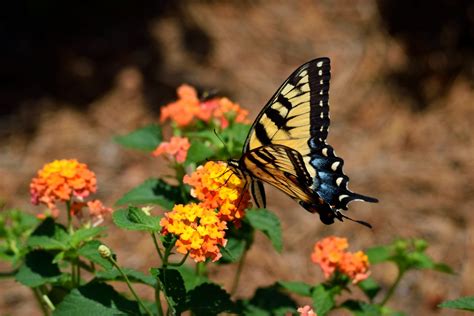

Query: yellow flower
<box><xmin>160</xmin><ymin>203</ymin><xmax>227</xmax><ymax>262</ymax></box>
<box><xmin>183</xmin><ymin>161</ymin><xmax>251</xmax><ymax>223</ymax></box>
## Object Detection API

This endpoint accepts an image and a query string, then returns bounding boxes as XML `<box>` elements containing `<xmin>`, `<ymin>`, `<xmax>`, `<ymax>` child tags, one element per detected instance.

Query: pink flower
<box><xmin>297</xmin><ymin>305</ymin><xmax>317</xmax><ymax>316</ymax></box>
<box><xmin>152</xmin><ymin>136</ymin><xmax>191</xmax><ymax>163</ymax></box>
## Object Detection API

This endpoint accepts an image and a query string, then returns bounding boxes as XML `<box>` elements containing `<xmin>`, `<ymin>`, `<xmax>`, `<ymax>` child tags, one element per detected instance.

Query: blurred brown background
<box><xmin>1</xmin><ymin>1</ymin><xmax>473</xmax><ymax>315</ymax></box>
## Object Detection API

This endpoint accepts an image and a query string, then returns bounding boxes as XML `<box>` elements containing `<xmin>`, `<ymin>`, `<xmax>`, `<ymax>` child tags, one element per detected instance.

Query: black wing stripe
<box><xmin>277</xmin><ymin>94</ymin><xmax>293</xmax><ymax>111</ymax></box>
<box><xmin>255</xmin><ymin>122</ymin><xmax>271</xmax><ymax>145</ymax></box>
<box><xmin>266</xmin><ymin>108</ymin><xmax>289</xmax><ymax>131</ymax></box>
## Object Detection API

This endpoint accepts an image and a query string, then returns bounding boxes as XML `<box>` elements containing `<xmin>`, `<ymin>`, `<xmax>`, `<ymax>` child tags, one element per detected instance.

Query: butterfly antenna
<box><xmin>213</xmin><ymin>129</ymin><xmax>232</xmax><ymax>160</ymax></box>
<box><xmin>337</xmin><ymin>212</ymin><xmax>372</xmax><ymax>229</ymax></box>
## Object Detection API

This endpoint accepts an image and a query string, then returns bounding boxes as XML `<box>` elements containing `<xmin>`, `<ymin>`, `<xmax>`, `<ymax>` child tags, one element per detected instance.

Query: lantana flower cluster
<box><xmin>160</xmin><ymin>161</ymin><xmax>251</xmax><ymax>262</ymax></box>
<box><xmin>30</xmin><ymin>159</ymin><xmax>111</xmax><ymax>221</ymax></box>
<box><xmin>152</xmin><ymin>136</ymin><xmax>191</xmax><ymax>163</ymax></box>
<box><xmin>183</xmin><ymin>161</ymin><xmax>250</xmax><ymax>222</ymax></box>
<box><xmin>160</xmin><ymin>203</ymin><xmax>228</xmax><ymax>262</ymax></box>
<box><xmin>311</xmin><ymin>236</ymin><xmax>370</xmax><ymax>284</ymax></box>
<box><xmin>160</xmin><ymin>84</ymin><xmax>249</xmax><ymax>128</ymax></box>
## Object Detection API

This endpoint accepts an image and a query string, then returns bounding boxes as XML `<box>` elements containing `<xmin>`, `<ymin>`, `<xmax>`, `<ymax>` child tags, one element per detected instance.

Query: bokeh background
<box><xmin>1</xmin><ymin>1</ymin><xmax>473</xmax><ymax>315</ymax></box>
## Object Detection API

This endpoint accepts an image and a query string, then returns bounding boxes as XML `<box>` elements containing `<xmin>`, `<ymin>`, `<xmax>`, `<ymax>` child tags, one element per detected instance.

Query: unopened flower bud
<box><xmin>98</xmin><ymin>245</ymin><xmax>112</xmax><ymax>258</ymax></box>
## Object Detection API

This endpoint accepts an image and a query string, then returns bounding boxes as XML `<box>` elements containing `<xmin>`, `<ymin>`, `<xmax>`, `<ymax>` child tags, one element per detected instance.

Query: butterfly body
<box><xmin>231</xmin><ymin>57</ymin><xmax>377</xmax><ymax>226</ymax></box>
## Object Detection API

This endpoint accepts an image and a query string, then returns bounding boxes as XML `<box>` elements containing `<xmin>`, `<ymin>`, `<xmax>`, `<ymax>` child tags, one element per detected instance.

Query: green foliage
<box><xmin>152</xmin><ymin>268</ymin><xmax>187</xmax><ymax>314</ymax></box>
<box><xmin>312</xmin><ymin>285</ymin><xmax>335</xmax><ymax>316</ymax></box>
<box><xmin>439</xmin><ymin>296</ymin><xmax>474</xmax><ymax>312</ymax></box>
<box><xmin>169</xmin><ymin>265</ymin><xmax>209</xmax><ymax>291</ymax></box>
<box><xmin>115</xmin><ymin>178</ymin><xmax>182</xmax><ymax>209</ymax></box>
<box><xmin>187</xmin><ymin>283</ymin><xmax>237</xmax><ymax>316</ymax></box>
<box><xmin>245</xmin><ymin>208</ymin><xmax>282</xmax><ymax>252</ymax></box>
<box><xmin>366</xmin><ymin>238</ymin><xmax>453</xmax><ymax>274</ymax></box>
<box><xmin>185</xmin><ymin>142</ymin><xmax>215</xmax><ymax>166</ymax></box>
<box><xmin>112</xmin><ymin>206</ymin><xmax>161</xmax><ymax>233</ymax></box>
<box><xmin>114</xmin><ymin>124</ymin><xmax>163</xmax><ymax>151</ymax></box>
<box><xmin>279</xmin><ymin>280</ymin><xmax>313</xmax><ymax>297</ymax></box>
<box><xmin>96</xmin><ymin>268</ymin><xmax>156</xmax><ymax>287</ymax></box>
<box><xmin>241</xmin><ymin>284</ymin><xmax>297</xmax><ymax>316</ymax></box>
<box><xmin>358</xmin><ymin>277</ymin><xmax>381</xmax><ymax>301</ymax></box>
<box><xmin>15</xmin><ymin>250</ymin><xmax>62</xmax><ymax>287</ymax></box>
<box><xmin>53</xmin><ymin>281</ymin><xmax>141</xmax><ymax>316</ymax></box>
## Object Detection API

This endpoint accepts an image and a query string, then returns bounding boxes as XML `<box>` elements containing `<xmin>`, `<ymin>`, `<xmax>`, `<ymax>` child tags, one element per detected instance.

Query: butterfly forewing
<box><xmin>244</xmin><ymin>57</ymin><xmax>331</xmax><ymax>156</ymax></box>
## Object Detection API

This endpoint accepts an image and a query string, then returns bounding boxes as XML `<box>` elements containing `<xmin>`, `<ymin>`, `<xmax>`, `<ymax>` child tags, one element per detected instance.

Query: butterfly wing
<box><xmin>241</xmin><ymin>57</ymin><xmax>377</xmax><ymax>223</ymax></box>
<box><xmin>241</xmin><ymin>144</ymin><xmax>339</xmax><ymax>223</ymax></box>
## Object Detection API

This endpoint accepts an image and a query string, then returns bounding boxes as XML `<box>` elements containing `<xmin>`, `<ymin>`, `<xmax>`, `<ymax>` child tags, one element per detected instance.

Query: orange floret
<box><xmin>160</xmin><ymin>203</ymin><xmax>227</xmax><ymax>262</ymax></box>
<box><xmin>183</xmin><ymin>161</ymin><xmax>250</xmax><ymax>222</ymax></box>
<box><xmin>311</xmin><ymin>236</ymin><xmax>370</xmax><ymax>284</ymax></box>
<box><xmin>30</xmin><ymin>159</ymin><xmax>97</xmax><ymax>216</ymax></box>
<box><xmin>152</xmin><ymin>136</ymin><xmax>191</xmax><ymax>163</ymax></box>
<box><xmin>160</xmin><ymin>84</ymin><xmax>249</xmax><ymax>128</ymax></box>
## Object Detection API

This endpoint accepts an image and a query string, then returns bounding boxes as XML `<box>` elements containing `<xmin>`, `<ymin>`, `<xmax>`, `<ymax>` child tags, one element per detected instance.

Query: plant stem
<box><xmin>151</xmin><ymin>233</ymin><xmax>164</xmax><ymax>261</ymax></box>
<box><xmin>32</xmin><ymin>288</ymin><xmax>49</xmax><ymax>316</ymax></box>
<box><xmin>230</xmin><ymin>250</ymin><xmax>247</xmax><ymax>296</ymax></box>
<box><xmin>42</xmin><ymin>294</ymin><xmax>55</xmax><ymax>311</ymax></box>
<box><xmin>66</xmin><ymin>200</ymin><xmax>73</xmax><ymax>234</ymax></box>
<box><xmin>154</xmin><ymin>280</ymin><xmax>164</xmax><ymax>316</ymax></box>
<box><xmin>168</xmin><ymin>252</ymin><xmax>189</xmax><ymax>267</ymax></box>
<box><xmin>381</xmin><ymin>268</ymin><xmax>404</xmax><ymax>306</ymax></box>
<box><xmin>109</xmin><ymin>256</ymin><xmax>153</xmax><ymax>316</ymax></box>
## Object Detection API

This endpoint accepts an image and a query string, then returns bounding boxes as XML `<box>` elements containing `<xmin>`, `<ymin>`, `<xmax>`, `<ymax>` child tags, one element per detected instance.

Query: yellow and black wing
<box><xmin>241</xmin><ymin>57</ymin><xmax>377</xmax><ymax>224</ymax></box>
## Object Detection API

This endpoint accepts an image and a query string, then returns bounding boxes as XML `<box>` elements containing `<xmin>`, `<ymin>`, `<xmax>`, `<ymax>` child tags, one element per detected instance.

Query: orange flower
<box><xmin>160</xmin><ymin>84</ymin><xmax>200</xmax><ymax>127</ymax></box>
<box><xmin>30</xmin><ymin>159</ymin><xmax>97</xmax><ymax>216</ymax></box>
<box><xmin>297</xmin><ymin>305</ymin><xmax>317</xmax><ymax>316</ymax></box>
<box><xmin>160</xmin><ymin>203</ymin><xmax>227</xmax><ymax>262</ymax></box>
<box><xmin>339</xmin><ymin>251</ymin><xmax>371</xmax><ymax>284</ymax></box>
<box><xmin>311</xmin><ymin>236</ymin><xmax>370</xmax><ymax>284</ymax></box>
<box><xmin>152</xmin><ymin>136</ymin><xmax>191</xmax><ymax>163</ymax></box>
<box><xmin>160</xmin><ymin>84</ymin><xmax>249</xmax><ymax>128</ymax></box>
<box><xmin>183</xmin><ymin>161</ymin><xmax>251</xmax><ymax>222</ymax></box>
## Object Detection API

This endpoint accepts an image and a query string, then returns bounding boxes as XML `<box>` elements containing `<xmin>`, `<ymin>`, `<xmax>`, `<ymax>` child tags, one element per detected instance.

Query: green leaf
<box><xmin>169</xmin><ymin>265</ymin><xmax>209</xmax><ymax>291</ymax></box>
<box><xmin>187</xmin><ymin>283</ymin><xmax>237</xmax><ymax>316</ymax></box>
<box><xmin>69</xmin><ymin>227</ymin><xmax>106</xmax><ymax>248</ymax></box>
<box><xmin>115</xmin><ymin>178</ymin><xmax>180</xmax><ymax>209</ymax></box>
<box><xmin>245</xmin><ymin>209</ymin><xmax>282</xmax><ymax>252</ymax></box>
<box><xmin>278</xmin><ymin>281</ymin><xmax>313</xmax><ymax>297</ymax></box>
<box><xmin>246</xmin><ymin>284</ymin><xmax>297</xmax><ymax>316</ymax></box>
<box><xmin>27</xmin><ymin>236</ymin><xmax>68</xmax><ymax>250</ymax></box>
<box><xmin>433</xmin><ymin>262</ymin><xmax>454</xmax><ymax>274</ymax></box>
<box><xmin>112</xmin><ymin>206</ymin><xmax>161</xmax><ymax>233</ymax></box>
<box><xmin>439</xmin><ymin>296</ymin><xmax>474</xmax><ymax>312</ymax></box>
<box><xmin>366</xmin><ymin>246</ymin><xmax>391</xmax><ymax>264</ymax></box>
<box><xmin>114</xmin><ymin>124</ymin><xmax>162</xmax><ymax>151</ymax></box>
<box><xmin>341</xmin><ymin>300</ymin><xmax>382</xmax><ymax>316</ymax></box>
<box><xmin>358</xmin><ymin>277</ymin><xmax>381</xmax><ymax>300</ymax></box>
<box><xmin>53</xmin><ymin>281</ymin><xmax>140</xmax><ymax>316</ymax></box>
<box><xmin>77</xmin><ymin>240</ymin><xmax>113</xmax><ymax>270</ymax></box>
<box><xmin>220</xmin><ymin>237</ymin><xmax>247</xmax><ymax>263</ymax></box>
<box><xmin>185</xmin><ymin>142</ymin><xmax>215</xmax><ymax>166</ymax></box>
<box><xmin>151</xmin><ymin>268</ymin><xmax>187</xmax><ymax>313</ymax></box>
<box><xmin>15</xmin><ymin>250</ymin><xmax>61</xmax><ymax>287</ymax></box>
<box><xmin>27</xmin><ymin>218</ymin><xmax>69</xmax><ymax>250</ymax></box>
<box><xmin>312</xmin><ymin>285</ymin><xmax>334</xmax><ymax>316</ymax></box>
<box><xmin>96</xmin><ymin>268</ymin><xmax>156</xmax><ymax>287</ymax></box>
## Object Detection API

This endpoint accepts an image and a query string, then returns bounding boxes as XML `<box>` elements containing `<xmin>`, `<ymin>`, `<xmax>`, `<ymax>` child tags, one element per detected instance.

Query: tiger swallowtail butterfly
<box><xmin>228</xmin><ymin>57</ymin><xmax>378</xmax><ymax>227</ymax></box>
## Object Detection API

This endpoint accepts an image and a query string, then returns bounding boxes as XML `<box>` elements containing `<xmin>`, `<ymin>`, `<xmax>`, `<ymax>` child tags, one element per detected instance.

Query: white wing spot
<box><xmin>322</xmin><ymin>148</ymin><xmax>328</xmax><ymax>156</ymax></box>
<box><xmin>320</xmin><ymin>112</ymin><xmax>324</xmax><ymax>119</ymax></box>
<box><xmin>320</xmin><ymin>80</ymin><xmax>323</xmax><ymax>85</ymax></box>
<box><xmin>336</xmin><ymin>177</ymin><xmax>343</xmax><ymax>186</ymax></box>
<box><xmin>318</xmin><ymin>70</ymin><xmax>322</xmax><ymax>76</ymax></box>
<box><xmin>331</xmin><ymin>161</ymin><xmax>340</xmax><ymax>171</ymax></box>
<box><xmin>320</xmin><ymin>126</ymin><xmax>324</xmax><ymax>132</ymax></box>
<box><xmin>319</xmin><ymin>100</ymin><xmax>323</xmax><ymax>107</ymax></box>
<box><xmin>339</xmin><ymin>194</ymin><xmax>349</xmax><ymax>201</ymax></box>
<box><xmin>317</xmin><ymin>61</ymin><xmax>323</xmax><ymax>67</ymax></box>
